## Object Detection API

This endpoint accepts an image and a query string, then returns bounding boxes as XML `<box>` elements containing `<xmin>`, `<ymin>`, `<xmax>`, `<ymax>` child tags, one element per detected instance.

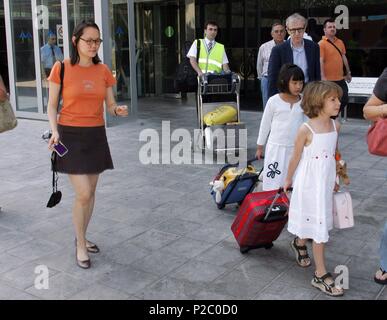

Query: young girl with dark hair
<box><xmin>256</xmin><ymin>63</ymin><xmax>306</xmax><ymax>191</ymax></box>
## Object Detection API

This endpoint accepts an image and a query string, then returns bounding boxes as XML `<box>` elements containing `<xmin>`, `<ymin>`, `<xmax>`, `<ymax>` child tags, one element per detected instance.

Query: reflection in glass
<box><xmin>37</xmin><ymin>0</ymin><xmax>63</xmax><ymax>113</ymax></box>
<box><xmin>111</xmin><ymin>1</ymin><xmax>130</xmax><ymax>101</ymax></box>
<box><xmin>10</xmin><ymin>0</ymin><xmax>38</xmax><ymax>112</ymax></box>
<box><xmin>67</xmin><ymin>0</ymin><xmax>94</xmax><ymax>45</ymax></box>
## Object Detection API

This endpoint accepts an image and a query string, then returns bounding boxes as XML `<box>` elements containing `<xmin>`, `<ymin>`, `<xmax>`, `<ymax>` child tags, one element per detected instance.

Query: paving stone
<box><xmin>99</xmin><ymin>266</ymin><xmax>159</xmax><ymax>295</ymax></box>
<box><xmin>0</xmin><ymin>280</ymin><xmax>40</xmax><ymax>300</ymax></box>
<box><xmin>170</xmin><ymin>260</ymin><xmax>229</xmax><ymax>286</ymax></box>
<box><xmin>101</xmin><ymin>242</ymin><xmax>151</xmax><ymax>266</ymax></box>
<box><xmin>135</xmin><ymin>277</ymin><xmax>202</xmax><ymax>300</ymax></box>
<box><xmin>0</xmin><ymin>253</ymin><xmax>26</xmax><ymax>274</ymax></box>
<box><xmin>254</xmin><ymin>282</ymin><xmax>319</xmax><ymax>300</ymax></box>
<box><xmin>68</xmin><ymin>284</ymin><xmax>131</xmax><ymax>300</ymax></box>
<box><xmin>6</xmin><ymin>238</ymin><xmax>63</xmax><ymax>262</ymax></box>
<box><xmin>25</xmin><ymin>272</ymin><xmax>91</xmax><ymax>300</ymax></box>
<box><xmin>195</xmin><ymin>243</ymin><xmax>248</xmax><ymax>269</ymax></box>
<box><xmin>204</xmin><ymin>270</ymin><xmax>271</xmax><ymax>299</ymax></box>
<box><xmin>0</xmin><ymin>262</ymin><xmax>60</xmax><ymax>290</ymax></box>
<box><xmin>131</xmin><ymin>251</ymin><xmax>188</xmax><ymax>276</ymax></box>
<box><xmin>377</xmin><ymin>287</ymin><xmax>387</xmax><ymax>300</ymax></box>
<box><xmin>236</xmin><ymin>255</ymin><xmax>291</xmax><ymax>281</ymax></box>
<box><xmin>159</xmin><ymin>236</ymin><xmax>215</xmax><ymax>259</ymax></box>
<box><xmin>154</xmin><ymin>218</ymin><xmax>202</xmax><ymax>236</ymax></box>
<box><xmin>127</xmin><ymin>229</ymin><xmax>181</xmax><ymax>251</ymax></box>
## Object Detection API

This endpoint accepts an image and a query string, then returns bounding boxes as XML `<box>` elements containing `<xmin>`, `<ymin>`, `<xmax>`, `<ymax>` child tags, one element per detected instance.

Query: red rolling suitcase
<box><xmin>231</xmin><ymin>188</ymin><xmax>291</xmax><ymax>254</ymax></box>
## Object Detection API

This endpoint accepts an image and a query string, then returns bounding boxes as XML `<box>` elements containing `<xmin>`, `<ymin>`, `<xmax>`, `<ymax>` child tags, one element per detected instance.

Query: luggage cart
<box><xmin>194</xmin><ymin>72</ymin><xmax>245</xmax><ymax>155</ymax></box>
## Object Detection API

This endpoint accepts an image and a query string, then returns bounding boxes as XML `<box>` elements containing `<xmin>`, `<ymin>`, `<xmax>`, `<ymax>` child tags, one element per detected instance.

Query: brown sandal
<box><xmin>75</xmin><ymin>238</ymin><xmax>100</xmax><ymax>254</ymax></box>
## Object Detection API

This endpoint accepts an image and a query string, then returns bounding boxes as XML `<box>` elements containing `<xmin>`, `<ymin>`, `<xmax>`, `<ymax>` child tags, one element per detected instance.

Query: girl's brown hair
<box><xmin>301</xmin><ymin>81</ymin><xmax>343</xmax><ymax>118</ymax></box>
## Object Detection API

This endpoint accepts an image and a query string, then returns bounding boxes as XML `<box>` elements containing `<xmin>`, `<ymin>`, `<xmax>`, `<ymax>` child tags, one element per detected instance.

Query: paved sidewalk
<box><xmin>0</xmin><ymin>97</ymin><xmax>386</xmax><ymax>300</ymax></box>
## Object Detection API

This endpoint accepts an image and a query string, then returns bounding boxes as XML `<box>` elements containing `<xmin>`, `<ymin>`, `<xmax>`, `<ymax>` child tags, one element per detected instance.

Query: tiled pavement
<box><xmin>0</xmin><ymin>97</ymin><xmax>386</xmax><ymax>300</ymax></box>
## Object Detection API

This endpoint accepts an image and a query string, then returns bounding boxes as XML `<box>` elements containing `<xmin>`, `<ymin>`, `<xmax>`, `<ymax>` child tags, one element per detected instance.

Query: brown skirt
<box><xmin>55</xmin><ymin>125</ymin><xmax>114</xmax><ymax>174</ymax></box>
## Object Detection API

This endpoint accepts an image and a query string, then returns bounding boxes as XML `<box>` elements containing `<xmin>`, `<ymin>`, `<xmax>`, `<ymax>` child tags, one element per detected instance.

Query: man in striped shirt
<box><xmin>257</xmin><ymin>22</ymin><xmax>285</xmax><ymax>109</ymax></box>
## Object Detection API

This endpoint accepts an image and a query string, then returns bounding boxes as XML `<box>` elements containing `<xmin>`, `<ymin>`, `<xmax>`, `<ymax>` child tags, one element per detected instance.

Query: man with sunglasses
<box><xmin>268</xmin><ymin>13</ymin><xmax>321</xmax><ymax>98</ymax></box>
<box><xmin>257</xmin><ymin>21</ymin><xmax>286</xmax><ymax>109</ymax></box>
<box><xmin>187</xmin><ymin>20</ymin><xmax>230</xmax><ymax>76</ymax></box>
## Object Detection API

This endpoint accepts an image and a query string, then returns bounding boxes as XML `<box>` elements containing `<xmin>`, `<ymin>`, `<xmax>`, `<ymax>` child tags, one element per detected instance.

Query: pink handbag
<box><xmin>333</xmin><ymin>192</ymin><xmax>354</xmax><ymax>229</ymax></box>
<box><xmin>367</xmin><ymin>119</ymin><xmax>387</xmax><ymax>156</ymax></box>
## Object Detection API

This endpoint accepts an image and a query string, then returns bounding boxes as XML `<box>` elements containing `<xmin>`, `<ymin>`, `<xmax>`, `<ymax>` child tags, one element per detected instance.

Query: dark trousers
<box><xmin>333</xmin><ymin>79</ymin><xmax>349</xmax><ymax>114</ymax></box>
<box><xmin>44</xmin><ymin>68</ymin><xmax>52</xmax><ymax>78</ymax></box>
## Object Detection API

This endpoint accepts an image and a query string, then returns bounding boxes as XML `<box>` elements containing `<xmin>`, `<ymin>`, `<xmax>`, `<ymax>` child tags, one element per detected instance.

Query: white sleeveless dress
<box><xmin>287</xmin><ymin>120</ymin><xmax>338</xmax><ymax>244</ymax></box>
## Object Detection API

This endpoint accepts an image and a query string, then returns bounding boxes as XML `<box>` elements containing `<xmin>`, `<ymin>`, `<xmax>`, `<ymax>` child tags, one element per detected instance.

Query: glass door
<box><xmin>110</xmin><ymin>0</ymin><xmax>131</xmax><ymax>101</ymax></box>
<box><xmin>135</xmin><ymin>0</ymin><xmax>180</xmax><ymax>96</ymax></box>
<box><xmin>36</xmin><ymin>0</ymin><xmax>64</xmax><ymax>114</ymax></box>
<box><xmin>8</xmin><ymin>0</ymin><xmax>39</xmax><ymax>114</ymax></box>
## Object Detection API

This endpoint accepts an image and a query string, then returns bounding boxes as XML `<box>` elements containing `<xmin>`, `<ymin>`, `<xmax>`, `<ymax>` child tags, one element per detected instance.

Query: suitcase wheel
<box><xmin>217</xmin><ymin>203</ymin><xmax>225</xmax><ymax>210</ymax></box>
<box><xmin>240</xmin><ymin>246</ymin><xmax>250</xmax><ymax>254</ymax></box>
<box><xmin>264</xmin><ymin>243</ymin><xmax>274</xmax><ymax>250</ymax></box>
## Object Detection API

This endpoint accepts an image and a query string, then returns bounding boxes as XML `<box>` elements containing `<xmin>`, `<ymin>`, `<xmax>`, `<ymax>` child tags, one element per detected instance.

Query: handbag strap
<box><xmin>57</xmin><ymin>61</ymin><xmax>65</xmax><ymax>111</ymax></box>
<box><xmin>51</xmin><ymin>151</ymin><xmax>58</xmax><ymax>192</ymax></box>
<box><xmin>326</xmin><ymin>39</ymin><xmax>344</xmax><ymax>61</ymax></box>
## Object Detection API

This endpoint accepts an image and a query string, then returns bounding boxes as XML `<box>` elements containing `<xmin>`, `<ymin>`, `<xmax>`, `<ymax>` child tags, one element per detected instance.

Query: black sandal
<box><xmin>311</xmin><ymin>272</ymin><xmax>344</xmax><ymax>297</ymax></box>
<box><xmin>290</xmin><ymin>237</ymin><xmax>311</xmax><ymax>267</ymax></box>
<box><xmin>374</xmin><ymin>268</ymin><xmax>387</xmax><ymax>285</ymax></box>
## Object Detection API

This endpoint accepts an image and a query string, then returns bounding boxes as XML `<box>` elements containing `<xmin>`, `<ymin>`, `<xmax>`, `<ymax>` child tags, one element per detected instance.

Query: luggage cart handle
<box><xmin>263</xmin><ymin>187</ymin><xmax>293</xmax><ymax>221</ymax></box>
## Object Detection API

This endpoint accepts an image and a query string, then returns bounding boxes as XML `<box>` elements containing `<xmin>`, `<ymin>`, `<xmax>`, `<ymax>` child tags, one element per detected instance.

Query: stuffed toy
<box><xmin>335</xmin><ymin>152</ymin><xmax>350</xmax><ymax>185</ymax></box>
<box><xmin>210</xmin><ymin>179</ymin><xmax>225</xmax><ymax>203</ymax></box>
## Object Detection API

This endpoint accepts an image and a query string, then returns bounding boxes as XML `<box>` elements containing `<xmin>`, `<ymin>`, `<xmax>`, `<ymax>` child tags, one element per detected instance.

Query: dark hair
<box><xmin>204</xmin><ymin>21</ymin><xmax>219</xmax><ymax>30</ymax></box>
<box><xmin>271</xmin><ymin>21</ymin><xmax>284</xmax><ymax>30</ymax></box>
<box><xmin>277</xmin><ymin>63</ymin><xmax>305</xmax><ymax>94</ymax></box>
<box><xmin>323</xmin><ymin>18</ymin><xmax>335</xmax><ymax>28</ymax></box>
<box><xmin>70</xmin><ymin>20</ymin><xmax>101</xmax><ymax>65</ymax></box>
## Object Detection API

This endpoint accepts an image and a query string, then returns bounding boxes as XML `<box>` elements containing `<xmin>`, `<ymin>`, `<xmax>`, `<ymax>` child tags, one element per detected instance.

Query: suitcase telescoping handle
<box><xmin>263</xmin><ymin>187</ymin><xmax>293</xmax><ymax>221</ymax></box>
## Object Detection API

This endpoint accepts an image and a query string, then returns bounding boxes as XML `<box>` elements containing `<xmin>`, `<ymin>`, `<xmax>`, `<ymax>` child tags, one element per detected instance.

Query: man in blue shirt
<box><xmin>268</xmin><ymin>13</ymin><xmax>321</xmax><ymax>98</ymax></box>
<box><xmin>40</xmin><ymin>34</ymin><xmax>63</xmax><ymax>78</ymax></box>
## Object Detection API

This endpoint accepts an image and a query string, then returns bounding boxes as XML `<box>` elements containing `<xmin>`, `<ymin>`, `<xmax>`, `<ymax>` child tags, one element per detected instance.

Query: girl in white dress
<box><xmin>284</xmin><ymin>81</ymin><xmax>344</xmax><ymax>297</ymax></box>
<box><xmin>256</xmin><ymin>64</ymin><xmax>307</xmax><ymax>191</ymax></box>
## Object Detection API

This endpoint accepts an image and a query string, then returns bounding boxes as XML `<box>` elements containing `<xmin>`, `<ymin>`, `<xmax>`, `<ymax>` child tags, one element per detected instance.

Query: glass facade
<box><xmin>10</xmin><ymin>0</ymin><xmax>38</xmax><ymax>113</ymax></box>
<box><xmin>195</xmin><ymin>0</ymin><xmax>387</xmax><ymax>107</ymax></box>
<box><xmin>1</xmin><ymin>0</ymin><xmax>386</xmax><ymax>121</ymax></box>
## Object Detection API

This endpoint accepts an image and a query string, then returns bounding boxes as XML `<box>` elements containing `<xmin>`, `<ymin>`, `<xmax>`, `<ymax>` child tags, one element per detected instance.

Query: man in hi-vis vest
<box><xmin>187</xmin><ymin>21</ymin><xmax>230</xmax><ymax>76</ymax></box>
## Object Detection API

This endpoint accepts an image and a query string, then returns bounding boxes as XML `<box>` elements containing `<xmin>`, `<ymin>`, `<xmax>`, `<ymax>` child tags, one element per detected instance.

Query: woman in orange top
<box><xmin>47</xmin><ymin>21</ymin><xmax>128</xmax><ymax>269</ymax></box>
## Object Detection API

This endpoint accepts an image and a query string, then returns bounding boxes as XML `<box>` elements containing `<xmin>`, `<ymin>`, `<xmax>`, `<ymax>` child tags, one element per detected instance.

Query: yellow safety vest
<box><xmin>198</xmin><ymin>39</ymin><xmax>225</xmax><ymax>74</ymax></box>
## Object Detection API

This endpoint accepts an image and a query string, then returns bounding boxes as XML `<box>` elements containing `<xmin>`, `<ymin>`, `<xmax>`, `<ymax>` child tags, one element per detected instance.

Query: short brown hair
<box><xmin>204</xmin><ymin>21</ymin><xmax>219</xmax><ymax>30</ymax></box>
<box><xmin>301</xmin><ymin>81</ymin><xmax>343</xmax><ymax>118</ymax></box>
<box><xmin>271</xmin><ymin>21</ymin><xmax>284</xmax><ymax>31</ymax></box>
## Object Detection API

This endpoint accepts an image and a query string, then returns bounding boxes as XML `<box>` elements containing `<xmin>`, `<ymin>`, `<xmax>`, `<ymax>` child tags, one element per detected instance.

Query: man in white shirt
<box><xmin>257</xmin><ymin>22</ymin><xmax>285</xmax><ymax>109</ymax></box>
<box><xmin>186</xmin><ymin>21</ymin><xmax>230</xmax><ymax>76</ymax></box>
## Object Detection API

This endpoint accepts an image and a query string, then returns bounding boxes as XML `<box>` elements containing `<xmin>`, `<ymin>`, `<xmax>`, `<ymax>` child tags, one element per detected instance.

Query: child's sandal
<box><xmin>290</xmin><ymin>237</ymin><xmax>311</xmax><ymax>268</ymax></box>
<box><xmin>311</xmin><ymin>272</ymin><xmax>344</xmax><ymax>297</ymax></box>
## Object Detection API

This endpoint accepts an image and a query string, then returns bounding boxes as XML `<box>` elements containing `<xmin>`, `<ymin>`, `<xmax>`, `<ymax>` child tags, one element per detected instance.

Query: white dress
<box><xmin>287</xmin><ymin>120</ymin><xmax>338</xmax><ymax>244</ymax></box>
<box><xmin>257</xmin><ymin>94</ymin><xmax>306</xmax><ymax>191</ymax></box>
